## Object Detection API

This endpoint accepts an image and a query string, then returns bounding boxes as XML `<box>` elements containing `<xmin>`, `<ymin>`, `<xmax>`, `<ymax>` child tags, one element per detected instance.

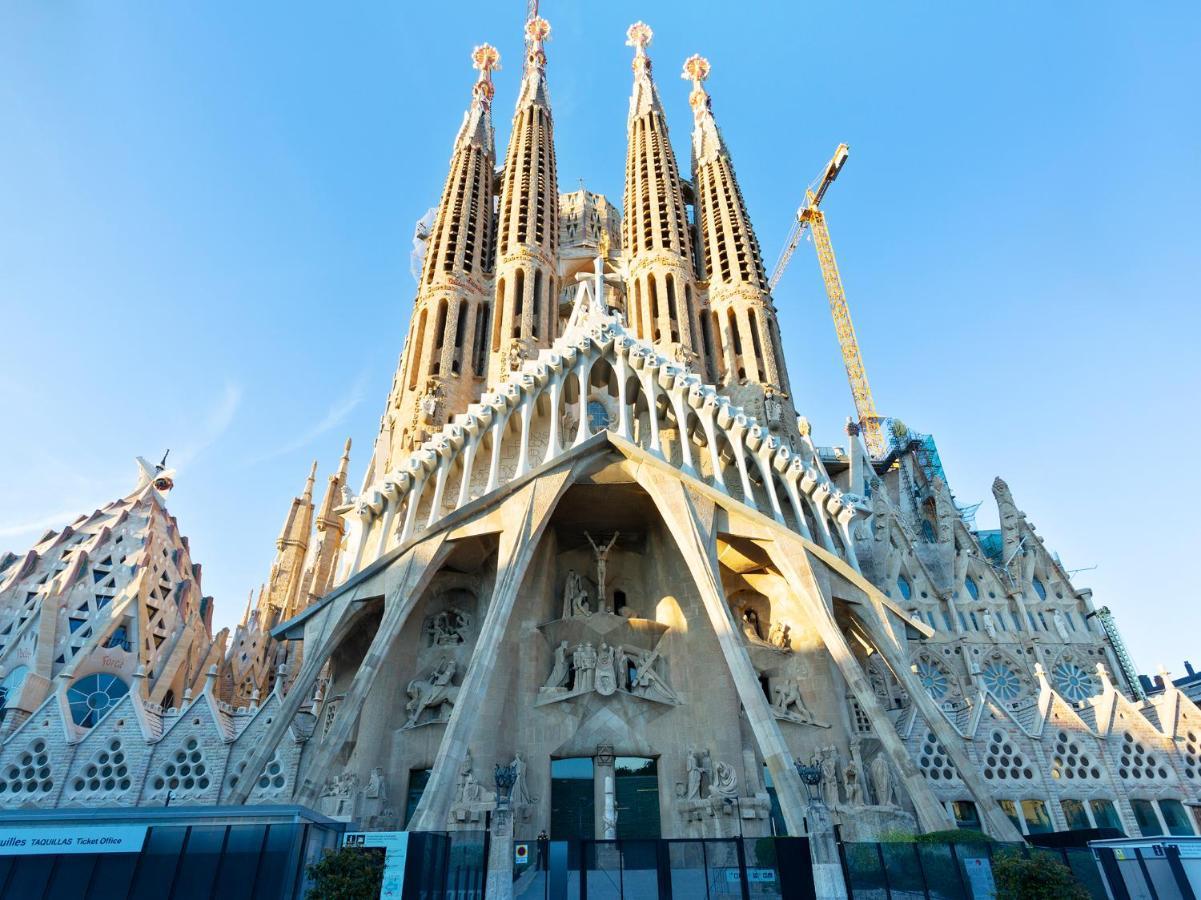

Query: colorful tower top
<box><xmin>626</xmin><ymin>22</ymin><xmax>662</xmax><ymax>120</ymax></box>
<box><xmin>517</xmin><ymin>16</ymin><xmax>552</xmax><ymax>109</ymax></box>
<box><xmin>456</xmin><ymin>43</ymin><xmax>500</xmax><ymax>149</ymax></box>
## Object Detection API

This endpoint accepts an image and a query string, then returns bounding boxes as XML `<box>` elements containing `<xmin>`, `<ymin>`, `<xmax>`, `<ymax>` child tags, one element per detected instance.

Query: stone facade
<box><xmin>1</xmin><ymin>15</ymin><xmax>1199</xmax><ymax>876</ymax></box>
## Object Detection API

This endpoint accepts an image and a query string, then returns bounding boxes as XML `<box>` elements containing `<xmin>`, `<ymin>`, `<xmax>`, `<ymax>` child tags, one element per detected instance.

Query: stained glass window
<box><xmin>917</xmin><ymin>660</ymin><xmax>949</xmax><ymax>700</ymax></box>
<box><xmin>981</xmin><ymin>662</ymin><xmax>1022</xmax><ymax>701</ymax></box>
<box><xmin>66</xmin><ymin>673</ymin><xmax>129</xmax><ymax>728</ymax></box>
<box><xmin>1052</xmin><ymin>662</ymin><xmax>1099</xmax><ymax>702</ymax></box>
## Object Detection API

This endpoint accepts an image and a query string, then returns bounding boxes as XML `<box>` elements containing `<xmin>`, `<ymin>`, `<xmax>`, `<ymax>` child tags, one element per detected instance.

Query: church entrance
<box><xmin>614</xmin><ymin>757</ymin><xmax>660</xmax><ymax>840</ymax></box>
<box><xmin>550</xmin><ymin>757</ymin><xmax>595</xmax><ymax>839</ymax></box>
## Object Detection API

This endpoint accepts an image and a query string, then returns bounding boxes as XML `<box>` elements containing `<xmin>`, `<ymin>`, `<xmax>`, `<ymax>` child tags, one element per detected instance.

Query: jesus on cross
<box><xmin>584</xmin><ymin>531</ymin><xmax>619</xmax><ymax>613</ymax></box>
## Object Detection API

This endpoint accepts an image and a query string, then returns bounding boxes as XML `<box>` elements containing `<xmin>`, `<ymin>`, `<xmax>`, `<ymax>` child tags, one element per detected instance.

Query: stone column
<box><xmin>634</xmin><ymin>466</ymin><xmax>811</xmax><ymax>837</ymax></box>
<box><xmin>485</xmin><ymin>807</ymin><xmax>515</xmax><ymax>900</ymax></box>
<box><xmin>408</xmin><ymin>465</ymin><xmax>581</xmax><ymax>831</ymax></box>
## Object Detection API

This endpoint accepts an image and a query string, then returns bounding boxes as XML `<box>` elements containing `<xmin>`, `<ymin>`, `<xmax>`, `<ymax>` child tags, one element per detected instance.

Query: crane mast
<box><xmin>770</xmin><ymin>144</ymin><xmax>889</xmax><ymax>460</ymax></box>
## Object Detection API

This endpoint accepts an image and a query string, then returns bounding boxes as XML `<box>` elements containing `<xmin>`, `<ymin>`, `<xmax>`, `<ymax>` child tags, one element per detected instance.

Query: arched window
<box><xmin>532</xmin><ymin>269</ymin><xmax>543</xmax><ymax>339</ymax></box>
<box><xmin>408</xmin><ymin>308</ymin><xmax>428</xmax><ymax>390</ymax></box>
<box><xmin>649</xmin><ymin>277</ymin><xmax>661</xmax><ymax>341</ymax></box>
<box><xmin>491</xmin><ymin>278</ymin><xmax>506</xmax><ymax>352</ymax></box>
<box><xmin>0</xmin><ymin>665</ymin><xmax>29</xmax><ymax>721</ymax></box>
<box><xmin>67</xmin><ymin>673</ymin><xmax>130</xmax><ymax>728</ymax></box>
<box><xmin>965</xmin><ymin>577</ymin><xmax>979</xmax><ymax>601</ymax></box>
<box><xmin>1033</xmin><ymin>578</ymin><xmax>1047</xmax><ymax>601</ymax></box>
<box><xmin>473</xmin><ymin>304</ymin><xmax>490</xmax><ymax>376</ymax></box>
<box><xmin>896</xmin><ymin>575</ymin><xmax>912</xmax><ymax>601</ymax></box>
<box><xmin>430</xmin><ymin>299</ymin><xmax>448</xmax><ymax>376</ymax></box>
<box><xmin>512</xmin><ymin>268</ymin><xmax>525</xmax><ymax>338</ymax></box>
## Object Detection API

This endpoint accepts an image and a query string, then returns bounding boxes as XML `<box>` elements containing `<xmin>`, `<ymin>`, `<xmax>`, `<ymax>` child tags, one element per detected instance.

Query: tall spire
<box><xmin>684</xmin><ymin>54</ymin><xmax>796</xmax><ymax>438</ymax></box>
<box><xmin>622</xmin><ymin>23</ymin><xmax>708</xmax><ymax>371</ymax></box>
<box><xmin>488</xmin><ymin>14</ymin><xmax>560</xmax><ymax>383</ymax></box>
<box><xmin>366</xmin><ymin>46</ymin><xmax>501</xmax><ymax>483</ymax></box>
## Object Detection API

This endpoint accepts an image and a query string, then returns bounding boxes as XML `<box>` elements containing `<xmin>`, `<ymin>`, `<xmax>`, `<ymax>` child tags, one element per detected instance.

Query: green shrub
<box><xmin>878</xmin><ymin>828</ymin><xmax>918</xmax><ymax>843</ymax></box>
<box><xmin>992</xmin><ymin>849</ymin><xmax>1090</xmax><ymax>900</ymax></box>
<box><xmin>915</xmin><ymin>828</ymin><xmax>992</xmax><ymax>845</ymax></box>
<box><xmin>305</xmin><ymin>846</ymin><xmax>386</xmax><ymax>899</ymax></box>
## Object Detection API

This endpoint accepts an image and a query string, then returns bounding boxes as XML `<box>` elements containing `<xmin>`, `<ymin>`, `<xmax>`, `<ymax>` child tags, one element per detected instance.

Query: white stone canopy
<box><xmin>341</xmin><ymin>258</ymin><xmax>863</xmax><ymax>582</ymax></box>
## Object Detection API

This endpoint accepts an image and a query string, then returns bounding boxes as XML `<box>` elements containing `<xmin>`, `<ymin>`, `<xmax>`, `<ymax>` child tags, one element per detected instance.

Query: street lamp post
<box><xmin>793</xmin><ymin>759</ymin><xmax>848</xmax><ymax>900</ymax></box>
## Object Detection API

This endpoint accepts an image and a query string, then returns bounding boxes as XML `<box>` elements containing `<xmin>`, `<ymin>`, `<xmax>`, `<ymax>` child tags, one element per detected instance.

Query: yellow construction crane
<box><xmin>770</xmin><ymin>144</ymin><xmax>889</xmax><ymax>459</ymax></box>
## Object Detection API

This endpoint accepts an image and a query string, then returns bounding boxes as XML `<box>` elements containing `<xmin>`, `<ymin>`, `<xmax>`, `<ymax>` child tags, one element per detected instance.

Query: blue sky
<box><xmin>1</xmin><ymin>2</ymin><xmax>1198</xmax><ymax>672</ymax></box>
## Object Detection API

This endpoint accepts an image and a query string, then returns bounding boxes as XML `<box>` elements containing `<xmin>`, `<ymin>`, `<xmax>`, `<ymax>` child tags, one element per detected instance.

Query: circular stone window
<box><xmin>66</xmin><ymin>673</ymin><xmax>130</xmax><ymax>728</ymax></box>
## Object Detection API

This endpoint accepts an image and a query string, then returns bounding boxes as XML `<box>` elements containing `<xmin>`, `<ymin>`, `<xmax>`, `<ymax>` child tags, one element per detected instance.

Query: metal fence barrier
<box><xmin>840</xmin><ymin>840</ymin><xmax>1108</xmax><ymax>900</ymax></box>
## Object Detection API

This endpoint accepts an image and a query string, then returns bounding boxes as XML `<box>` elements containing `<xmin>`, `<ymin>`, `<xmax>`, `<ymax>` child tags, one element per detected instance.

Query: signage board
<box><xmin>515</xmin><ymin>842</ymin><xmax>529</xmax><ymax>864</ymax></box>
<box><xmin>962</xmin><ymin>856</ymin><xmax>996</xmax><ymax>900</ymax></box>
<box><xmin>343</xmin><ymin>831</ymin><xmax>409</xmax><ymax>900</ymax></box>
<box><xmin>0</xmin><ymin>824</ymin><xmax>147</xmax><ymax>856</ymax></box>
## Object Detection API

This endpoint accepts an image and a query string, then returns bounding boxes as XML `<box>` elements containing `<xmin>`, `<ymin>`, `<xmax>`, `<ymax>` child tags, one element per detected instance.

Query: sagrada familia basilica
<box><xmin>1</xmin><ymin>14</ymin><xmax>1198</xmax><ymax>859</ymax></box>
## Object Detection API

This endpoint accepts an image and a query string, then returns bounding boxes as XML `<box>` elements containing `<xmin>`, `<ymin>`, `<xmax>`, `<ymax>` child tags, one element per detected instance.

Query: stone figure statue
<box><xmin>365</xmin><ymin>767</ymin><xmax>387</xmax><ymax>801</ymax></box>
<box><xmin>512</xmin><ymin>753</ymin><xmax>532</xmax><ymax>806</ymax></box>
<box><xmin>708</xmin><ymin>761</ymin><xmax>738</xmax><ymax>799</ymax></box>
<box><xmin>741</xmin><ymin>608</ymin><xmax>763</xmax><ymax>642</ymax></box>
<box><xmin>405</xmin><ymin>658</ymin><xmax>458</xmax><ymax>727</ymax></box>
<box><xmin>572</xmin><ymin>642</ymin><xmax>597</xmax><ymax>692</ymax></box>
<box><xmin>869</xmin><ymin>753</ymin><xmax>895</xmax><ymax>807</ymax></box>
<box><xmin>772</xmin><ymin>678</ymin><xmax>813</xmax><ymax>723</ymax></box>
<box><xmin>631</xmin><ymin>647</ymin><xmax>678</xmax><ymax>704</ymax></box>
<box><xmin>562</xmin><ymin>570</ymin><xmax>592</xmax><ymax>619</ymax></box>
<box><xmin>768</xmin><ymin>620</ymin><xmax>793</xmax><ymax>650</ymax></box>
<box><xmin>1053</xmin><ymin>609</ymin><xmax>1070</xmax><ymax>642</ymax></box>
<box><xmin>585</xmin><ymin>531</ymin><xmax>620</xmax><ymax>613</ymax></box>
<box><xmin>982</xmin><ymin>608</ymin><xmax>998</xmax><ymax>641</ymax></box>
<box><xmin>462</xmin><ymin>769</ymin><xmax>483</xmax><ymax>803</ymax></box>
<box><xmin>595</xmin><ymin>643</ymin><xmax>617</xmax><ymax>696</ymax></box>
<box><xmin>685</xmin><ymin>747</ymin><xmax>703</xmax><ymax>800</ymax></box>
<box><xmin>820</xmin><ymin>746</ymin><xmax>839</xmax><ymax>807</ymax></box>
<box><xmin>429</xmin><ymin>609</ymin><xmax>469</xmax><ymax>645</ymax></box>
<box><xmin>543</xmin><ymin>640</ymin><xmax>571</xmax><ymax>691</ymax></box>
<box><xmin>843</xmin><ymin>759</ymin><xmax>862</xmax><ymax>806</ymax></box>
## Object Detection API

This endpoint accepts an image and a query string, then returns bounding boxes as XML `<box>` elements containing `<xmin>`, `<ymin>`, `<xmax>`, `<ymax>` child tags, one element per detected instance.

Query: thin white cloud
<box><xmin>0</xmin><ymin>509</ymin><xmax>89</xmax><ymax>541</ymax></box>
<box><xmin>172</xmin><ymin>381</ymin><xmax>243</xmax><ymax>470</ymax></box>
<box><xmin>246</xmin><ymin>374</ymin><xmax>367</xmax><ymax>466</ymax></box>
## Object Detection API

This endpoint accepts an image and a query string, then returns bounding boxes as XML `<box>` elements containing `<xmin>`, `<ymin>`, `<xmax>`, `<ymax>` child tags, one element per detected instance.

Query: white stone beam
<box><xmin>407</xmin><ymin>460</ymin><xmax>583</xmax><ymax>830</ymax></box>
<box><xmin>293</xmin><ymin>532</ymin><xmax>453</xmax><ymax>806</ymax></box>
<box><xmin>633</xmin><ymin>464</ymin><xmax>810</xmax><ymax>837</ymax></box>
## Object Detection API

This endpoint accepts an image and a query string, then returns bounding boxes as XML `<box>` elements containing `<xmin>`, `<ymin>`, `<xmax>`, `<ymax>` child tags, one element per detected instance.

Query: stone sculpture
<box><xmin>768</xmin><ymin>620</ymin><xmax>793</xmax><ymax>650</ymax></box>
<box><xmin>562</xmin><ymin>570</ymin><xmax>592</xmax><ymax>618</ymax></box>
<box><xmin>685</xmin><ymin>747</ymin><xmax>703</xmax><ymax>800</ymax></box>
<box><xmin>708</xmin><ymin>761</ymin><xmax>738</xmax><ymax>799</ymax></box>
<box><xmin>543</xmin><ymin>640</ymin><xmax>571</xmax><ymax>691</ymax></box>
<box><xmin>585</xmin><ymin>531</ymin><xmax>620</xmax><ymax>613</ymax></box>
<box><xmin>404</xmin><ymin>658</ymin><xmax>458</xmax><ymax>728</ymax></box>
<box><xmin>573</xmin><ymin>642</ymin><xmax>597</xmax><ymax>692</ymax></box>
<box><xmin>869</xmin><ymin>753</ymin><xmax>895</xmax><ymax>807</ymax></box>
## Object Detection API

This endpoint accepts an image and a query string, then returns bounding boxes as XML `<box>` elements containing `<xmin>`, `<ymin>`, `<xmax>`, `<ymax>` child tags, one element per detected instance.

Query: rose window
<box><xmin>981</xmin><ymin>662</ymin><xmax>1022</xmax><ymax>701</ymax></box>
<box><xmin>66</xmin><ymin>673</ymin><xmax>129</xmax><ymax>728</ymax></box>
<box><xmin>1052</xmin><ymin>662</ymin><xmax>1099</xmax><ymax>702</ymax></box>
<box><xmin>917</xmin><ymin>660</ymin><xmax>949</xmax><ymax>700</ymax></box>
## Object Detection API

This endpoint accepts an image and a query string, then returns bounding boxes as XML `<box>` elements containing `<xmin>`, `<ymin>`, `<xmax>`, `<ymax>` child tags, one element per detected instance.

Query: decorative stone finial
<box><xmin>471</xmin><ymin>43</ymin><xmax>500</xmax><ymax>104</ymax></box>
<box><xmin>525</xmin><ymin>16</ymin><xmax>551</xmax><ymax>51</ymax></box>
<box><xmin>627</xmin><ymin>22</ymin><xmax>653</xmax><ymax>72</ymax></box>
<box><xmin>681</xmin><ymin>53</ymin><xmax>710</xmax><ymax>84</ymax></box>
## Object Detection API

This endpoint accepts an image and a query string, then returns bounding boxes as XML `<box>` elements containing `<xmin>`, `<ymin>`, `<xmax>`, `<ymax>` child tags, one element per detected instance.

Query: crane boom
<box><xmin>803</xmin><ymin>208</ymin><xmax>887</xmax><ymax>458</ymax></box>
<box><xmin>769</xmin><ymin>143</ymin><xmax>889</xmax><ymax>459</ymax></box>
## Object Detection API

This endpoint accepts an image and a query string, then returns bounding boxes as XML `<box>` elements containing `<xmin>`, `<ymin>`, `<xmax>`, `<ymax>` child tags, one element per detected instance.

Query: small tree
<box><xmin>992</xmin><ymin>849</ymin><xmax>1090</xmax><ymax>900</ymax></box>
<box><xmin>305</xmin><ymin>846</ymin><xmax>385</xmax><ymax>899</ymax></box>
